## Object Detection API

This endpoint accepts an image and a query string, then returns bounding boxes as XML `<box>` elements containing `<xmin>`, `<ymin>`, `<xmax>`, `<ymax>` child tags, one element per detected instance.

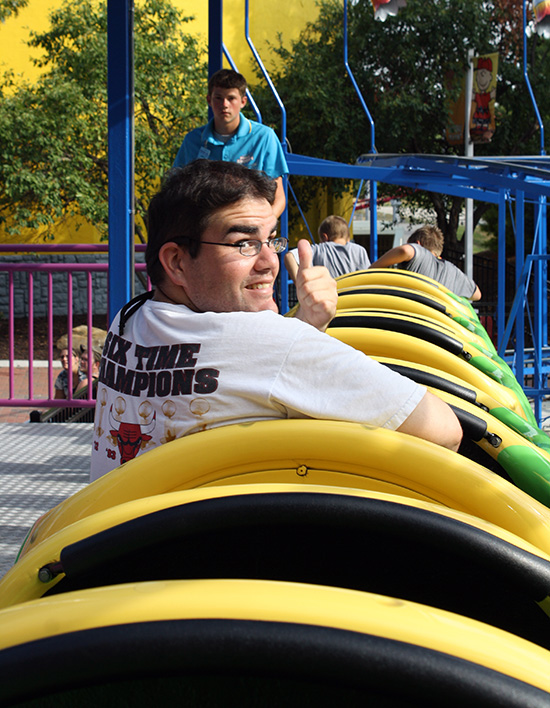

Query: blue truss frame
<box><xmin>107</xmin><ymin>0</ymin><xmax>550</xmax><ymax>422</ymax></box>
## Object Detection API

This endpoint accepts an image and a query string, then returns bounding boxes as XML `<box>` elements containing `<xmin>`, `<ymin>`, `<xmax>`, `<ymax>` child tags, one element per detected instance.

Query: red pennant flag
<box><xmin>371</xmin><ymin>0</ymin><xmax>407</xmax><ymax>21</ymax></box>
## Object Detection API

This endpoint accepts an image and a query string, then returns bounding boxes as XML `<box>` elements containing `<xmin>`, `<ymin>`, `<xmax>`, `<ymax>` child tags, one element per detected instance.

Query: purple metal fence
<box><xmin>0</xmin><ymin>244</ymin><xmax>147</xmax><ymax>411</ymax></box>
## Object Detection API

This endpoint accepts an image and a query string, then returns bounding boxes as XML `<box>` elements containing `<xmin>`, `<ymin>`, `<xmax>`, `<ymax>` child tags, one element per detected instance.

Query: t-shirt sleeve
<box><xmin>356</xmin><ymin>245</ymin><xmax>371</xmax><ymax>269</ymax></box>
<box><xmin>454</xmin><ymin>272</ymin><xmax>477</xmax><ymax>298</ymax></box>
<box><xmin>270</xmin><ymin>327</ymin><xmax>426</xmax><ymax>430</ymax></box>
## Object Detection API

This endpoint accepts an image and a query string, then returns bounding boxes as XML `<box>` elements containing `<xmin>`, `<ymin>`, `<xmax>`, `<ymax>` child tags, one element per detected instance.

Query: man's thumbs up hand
<box><xmin>294</xmin><ymin>239</ymin><xmax>337</xmax><ymax>332</ymax></box>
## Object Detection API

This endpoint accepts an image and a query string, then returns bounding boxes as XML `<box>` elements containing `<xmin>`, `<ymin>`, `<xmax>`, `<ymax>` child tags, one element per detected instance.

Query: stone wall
<box><xmin>0</xmin><ymin>253</ymin><xmax>147</xmax><ymax>319</ymax></box>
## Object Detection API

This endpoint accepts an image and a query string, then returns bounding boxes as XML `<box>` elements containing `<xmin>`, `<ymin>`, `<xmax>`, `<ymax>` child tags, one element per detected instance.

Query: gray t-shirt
<box><xmin>290</xmin><ymin>241</ymin><xmax>370</xmax><ymax>279</ymax></box>
<box><xmin>399</xmin><ymin>244</ymin><xmax>477</xmax><ymax>298</ymax></box>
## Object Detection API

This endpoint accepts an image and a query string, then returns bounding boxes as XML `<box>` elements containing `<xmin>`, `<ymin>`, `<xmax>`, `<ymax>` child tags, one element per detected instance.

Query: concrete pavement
<box><xmin>0</xmin><ymin>423</ymin><xmax>92</xmax><ymax>578</ymax></box>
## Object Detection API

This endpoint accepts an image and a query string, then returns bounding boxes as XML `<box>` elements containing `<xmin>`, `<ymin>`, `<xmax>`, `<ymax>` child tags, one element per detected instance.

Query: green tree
<box><xmin>0</xmin><ymin>0</ymin><xmax>28</xmax><ymax>22</ymax></box>
<box><xmin>0</xmin><ymin>0</ymin><xmax>207</xmax><ymax>240</ymax></box>
<box><xmin>255</xmin><ymin>0</ymin><xmax>545</xmax><ymax>247</ymax></box>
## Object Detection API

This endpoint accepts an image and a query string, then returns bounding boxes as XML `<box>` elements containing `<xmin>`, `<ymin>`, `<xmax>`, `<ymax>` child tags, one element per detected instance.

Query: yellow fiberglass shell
<box><xmin>428</xmin><ymin>387</ymin><xmax>550</xmax><ymax>507</ymax></box>
<box><xmin>336</xmin><ymin>269</ymin><xmax>478</xmax><ymax>317</ymax></box>
<box><xmin>327</xmin><ymin>326</ymin><xmax>527</xmax><ymax>418</ymax></box>
<box><xmin>4</xmin><ymin>484</ymin><xmax>550</xmax><ymax>610</ymax></box>
<box><xmin>0</xmin><ymin>579</ymin><xmax>549</xmax><ymax>695</ymax></box>
<box><xmin>331</xmin><ymin>308</ymin><xmax>498</xmax><ymax>362</ymax></box>
<box><xmin>336</xmin><ymin>281</ymin><xmax>478</xmax><ymax>322</ymax></box>
<box><xmin>334</xmin><ymin>293</ymin><xmax>485</xmax><ymax>340</ymax></box>
<box><xmin>17</xmin><ymin>420</ymin><xmax>550</xmax><ymax>559</ymax></box>
<box><xmin>372</xmin><ymin>355</ymin><xmax>550</xmax><ymax>453</ymax></box>
<box><xmin>335</xmin><ymin>286</ymin><xmax>493</xmax><ymax>352</ymax></box>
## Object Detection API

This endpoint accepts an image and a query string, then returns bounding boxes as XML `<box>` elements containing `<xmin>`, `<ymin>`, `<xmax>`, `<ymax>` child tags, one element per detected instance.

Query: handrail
<box><xmin>244</xmin><ymin>0</ymin><xmax>287</xmax><ymax>145</ymax></box>
<box><xmin>0</xmin><ymin>244</ymin><xmax>146</xmax><ymax>253</ymax></box>
<box><xmin>222</xmin><ymin>43</ymin><xmax>263</xmax><ymax>123</ymax></box>
<box><xmin>343</xmin><ymin>0</ymin><xmax>376</xmax><ymax>153</ymax></box>
<box><xmin>0</xmin><ymin>250</ymin><xmax>148</xmax><ymax>416</ymax></box>
<box><xmin>523</xmin><ymin>0</ymin><xmax>546</xmax><ymax>155</ymax></box>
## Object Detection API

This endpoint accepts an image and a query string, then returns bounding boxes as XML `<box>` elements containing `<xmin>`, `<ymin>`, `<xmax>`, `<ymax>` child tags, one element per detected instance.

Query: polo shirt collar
<box><xmin>202</xmin><ymin>115</ymin><xmax>252</xmax><ymax>144</ymax></box>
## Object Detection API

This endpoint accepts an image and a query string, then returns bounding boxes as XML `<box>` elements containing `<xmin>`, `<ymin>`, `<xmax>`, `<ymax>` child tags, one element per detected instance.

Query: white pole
<box><xmin>464</xmin><ymin>49</ymin><xmax>474</xmax><ymax>279</ymax></box>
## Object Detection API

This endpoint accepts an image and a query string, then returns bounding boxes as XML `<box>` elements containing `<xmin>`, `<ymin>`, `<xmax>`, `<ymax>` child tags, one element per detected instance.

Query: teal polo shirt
<box><xmin>173</xmin><ymin>116</ymin><xmax>288</xmax><ymax>179</ymax></box>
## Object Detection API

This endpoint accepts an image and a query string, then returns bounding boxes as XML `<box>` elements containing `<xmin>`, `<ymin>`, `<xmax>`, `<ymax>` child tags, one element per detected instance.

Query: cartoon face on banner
<box><xmin>470</xmin><ymin>53</ymin><xmax>499</xmax><ymax>144</ymax></box>
<box><xmin>371</xmin><ymin>0</ymin><xmax>407</xmax><ymax>21</ymax></box>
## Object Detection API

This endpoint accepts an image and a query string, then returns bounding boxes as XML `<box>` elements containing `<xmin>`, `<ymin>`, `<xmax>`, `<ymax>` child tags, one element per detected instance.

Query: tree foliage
<box><xmin>0</xmin><ymin>0</ymin><xmax>207</xmax><ymax>239</ymax></box>
<box><xmin>255</xmin><ymin>0</ymin><xmax>547</xmax><ymax>247</ymax></box>
<box><xmin>0</xmin><ymin>0</ymin><xmax>28</xmax><ymax>22</ymax></box>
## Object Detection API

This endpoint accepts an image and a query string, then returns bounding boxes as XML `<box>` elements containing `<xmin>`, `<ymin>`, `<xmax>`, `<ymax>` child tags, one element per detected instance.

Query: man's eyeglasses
<box><xmin>198</xmin><ymin>236</ymin><xmax>288</xmax><ymax>258</ymax></box>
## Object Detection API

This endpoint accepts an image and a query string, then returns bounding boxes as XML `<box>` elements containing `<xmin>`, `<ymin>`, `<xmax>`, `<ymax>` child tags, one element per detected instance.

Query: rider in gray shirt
<box><xmin>369</xmin><ymin>225</ymin><xmax>481</xmax><ymax>300</ymax></box>
<box><xmin>285</xmin><ymin>215</ymin><xmax>370</xmax><ymax>281</ymax></box>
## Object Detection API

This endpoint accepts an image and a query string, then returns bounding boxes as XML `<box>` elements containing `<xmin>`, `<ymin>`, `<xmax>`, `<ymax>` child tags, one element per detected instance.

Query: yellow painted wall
<box><xmin>0</xmin><ymin>0</ymin><xmax>315</xmax><ymax>81</ymax></box>
<box><xmin>0</xmin><ymin>0</ymin><xmax>318</xmax><ymax>244</ymax></box>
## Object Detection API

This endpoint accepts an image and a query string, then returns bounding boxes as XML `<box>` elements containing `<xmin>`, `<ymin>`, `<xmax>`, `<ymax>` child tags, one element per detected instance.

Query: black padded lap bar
<box><xmin>46</xmin><ymin>492</ymin><xmax>550</xmax><ymax>648</ymax></box>
<box><xmin>329</xmin><ymin>314</ymin><xmax>465</xmax><ymax>356</ymax></box>
<box><xmin>337</xmin><ymin>287</ymin><xmax>448</xmax><ymax>313</ymax></box>
<box><xmin>1</xmin><ymin>620</ymin><xmax>548</xmax><ymax>708</ymax></box>
<box><xmin>382</xmin><ymin>362</ymin><xmax>478</xmax><ymax>404</ymax></box>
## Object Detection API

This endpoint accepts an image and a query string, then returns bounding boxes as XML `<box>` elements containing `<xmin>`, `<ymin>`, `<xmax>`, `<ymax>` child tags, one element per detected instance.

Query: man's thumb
<box><xmin>297</xmin><ymin>239</ymin><xmax>313</xmax><ymax>271</ymax></box>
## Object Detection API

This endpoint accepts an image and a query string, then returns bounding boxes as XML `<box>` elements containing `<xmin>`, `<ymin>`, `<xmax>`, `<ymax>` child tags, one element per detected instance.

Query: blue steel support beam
<box><xmin>497</xmin><ymin>190</ymin><xmax>506</xmax><ymax>353</ymax></box>
<box><xmin>515</xmin><ymin>190</ymin><xmax>525</xmax><ymax>381</ymax></box>
<box><xmin>523</xmin><ymin>0</ymin><xmax>545</xmax><ymax>155</ymax></box>
<box><xmin>107</xmin><ymin>0</ymin><xmax>135</xmax><ymax>324</ymax></box>
<box><xmin>208</xmin><ymin>0</ymin><xmax>223</xmax><ymax>123</ymax></box>
<box><xmin>243</xmin><ymin>0</ymin><xmax>289</xmax><ymax>313</ymax></box>
<box><xmin>209</xmin><ymin>0</ymin><xmax>223</xmax><ymax>78</ymax></box>
<box><xmin>343</xmin><ymin>0</ymin><xmax>378</xmax><ymax>258</ymax></box>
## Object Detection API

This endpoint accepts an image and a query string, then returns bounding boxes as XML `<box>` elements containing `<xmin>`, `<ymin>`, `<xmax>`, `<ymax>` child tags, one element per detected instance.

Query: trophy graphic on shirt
<box><xmin>189</xmin><ymin>398</ymin><xmax>211</xmax><ymax>432</ymax></box>
<box><xmin>138</xmin><ymin>400</ymin><xmax>156</xmax><ymax>451</ymax></box>
<box><xmin>161</xmin><ymin>399</ymin><xmax>177</xmax><ymax>444</ymax></box>
<box><xmin>96</xmin><ymin>386</ymin><xmax>107</xmax><ymax>437</ymax></box>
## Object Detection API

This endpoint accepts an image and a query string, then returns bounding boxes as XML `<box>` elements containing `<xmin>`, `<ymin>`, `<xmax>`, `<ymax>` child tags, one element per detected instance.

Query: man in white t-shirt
<box><xmin>90</xmin><ymin>160</ymin><xmax>461</xmax><ymax>480</ymax></box>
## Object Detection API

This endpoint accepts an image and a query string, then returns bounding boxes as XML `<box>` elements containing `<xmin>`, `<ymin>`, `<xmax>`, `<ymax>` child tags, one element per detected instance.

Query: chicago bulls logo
<box><xmin>109</xmin><ymin>405</ymin><xmax>156</xmax><ymax>464</ymax></box>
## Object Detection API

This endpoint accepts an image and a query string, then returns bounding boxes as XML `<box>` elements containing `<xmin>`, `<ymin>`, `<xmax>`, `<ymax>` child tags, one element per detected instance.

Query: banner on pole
<box><xmin>534</xmin><ymin>0</ymin><xmax>550</xmax><ymax>38</ymax></box>
<box><xmin>445</xmin><ymin>73</ymin><xmax>466</xmax><ymax>146</ymax></box>
<box><xmin>469</xmin><ymin>52</ymin><xmax>498</xmax><ymax>144</ymax></box>
<box><xmin>371</xmin><ymin>0</ymin><xmax>406</xmax><ymax>21</ymax></box>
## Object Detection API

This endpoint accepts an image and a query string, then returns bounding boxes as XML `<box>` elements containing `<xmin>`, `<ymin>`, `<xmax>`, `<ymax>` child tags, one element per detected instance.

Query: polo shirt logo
<box><xmin>236</xmin><ymin>155</ymin><xmax>255</xmax><ymax>166</ymax></box>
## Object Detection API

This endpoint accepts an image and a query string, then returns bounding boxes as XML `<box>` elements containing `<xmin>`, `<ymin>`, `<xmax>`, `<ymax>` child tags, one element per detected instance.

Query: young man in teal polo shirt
<box><xmin>173</xmin><ymin>69</ymin><xmax>289</xmax><ymax>217</ymax></box>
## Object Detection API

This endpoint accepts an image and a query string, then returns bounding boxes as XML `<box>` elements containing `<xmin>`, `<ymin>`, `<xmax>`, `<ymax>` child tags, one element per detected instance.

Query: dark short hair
<box><xmin>208</xmin><ymin>68</ymin><xmax>247</xmax><ymax>97</ymax></box>
<box><xmin>146</xmin><ymin>160</ymin><xmax>277</xmax><ymax>285</ymax></box>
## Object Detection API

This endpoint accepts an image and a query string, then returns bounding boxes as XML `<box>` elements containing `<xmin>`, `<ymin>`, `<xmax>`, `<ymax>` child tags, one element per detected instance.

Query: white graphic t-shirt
<box><xmin>90</xmin><ymin>300</ymin><xmax>425</xmax><ymax>481</ymax></box>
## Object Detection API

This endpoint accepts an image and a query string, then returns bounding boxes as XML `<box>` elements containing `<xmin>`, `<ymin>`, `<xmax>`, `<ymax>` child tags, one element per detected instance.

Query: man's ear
<box><xmin>158</xmin><ymin>242</ymin><xmax>188</xmax><ymax>287</ymax></box>
<box><xmin>240</xmin><ymin>93</ymin><xmax>248</xmax><ymax>109</ymax></box>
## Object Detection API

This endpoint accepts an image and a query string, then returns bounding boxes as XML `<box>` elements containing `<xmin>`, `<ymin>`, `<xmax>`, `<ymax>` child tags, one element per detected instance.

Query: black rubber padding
<box><xmin>338</xmin><ymin>269</ymin><xmax>445</xmax><ymax>292</ymax></box>
<box><xmin>337</xmin><ymin>286</ymin><xmax>448</xmax><ymax>314</ymax></box>
<box><xmin>448</xmin><ymin>404</ymin><xmax>488</xmax><ymax>442</ymax></box>
<box><xmin>43</xmin><ymin>492</ymin><xmax>550</xmax><ymax>648</ymax></box>
<box><xmin>0</xmin><ymin>619</ymin><xmax>549</xmax><ymax>707</ymax></box>
<box><xmin>382</xmin><ymin>362</ymin><xmax>479</xmax><ymax>404</ymax></box>
<box><xmin>329</xmin><ymin>314</ymin><xmax>465</xmax><ymax>356</ymax></box>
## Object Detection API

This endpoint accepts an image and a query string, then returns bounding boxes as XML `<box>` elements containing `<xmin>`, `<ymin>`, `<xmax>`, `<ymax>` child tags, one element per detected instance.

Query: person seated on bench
<box><xmin>55</xmin><ymin>347</ymin><xmax>87</xmax><ymax>399</ymax></box>
<box><xmin>90</xmin><ymin>160</ymin><xmax>462</xmax><ymax>480</ymax></box>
